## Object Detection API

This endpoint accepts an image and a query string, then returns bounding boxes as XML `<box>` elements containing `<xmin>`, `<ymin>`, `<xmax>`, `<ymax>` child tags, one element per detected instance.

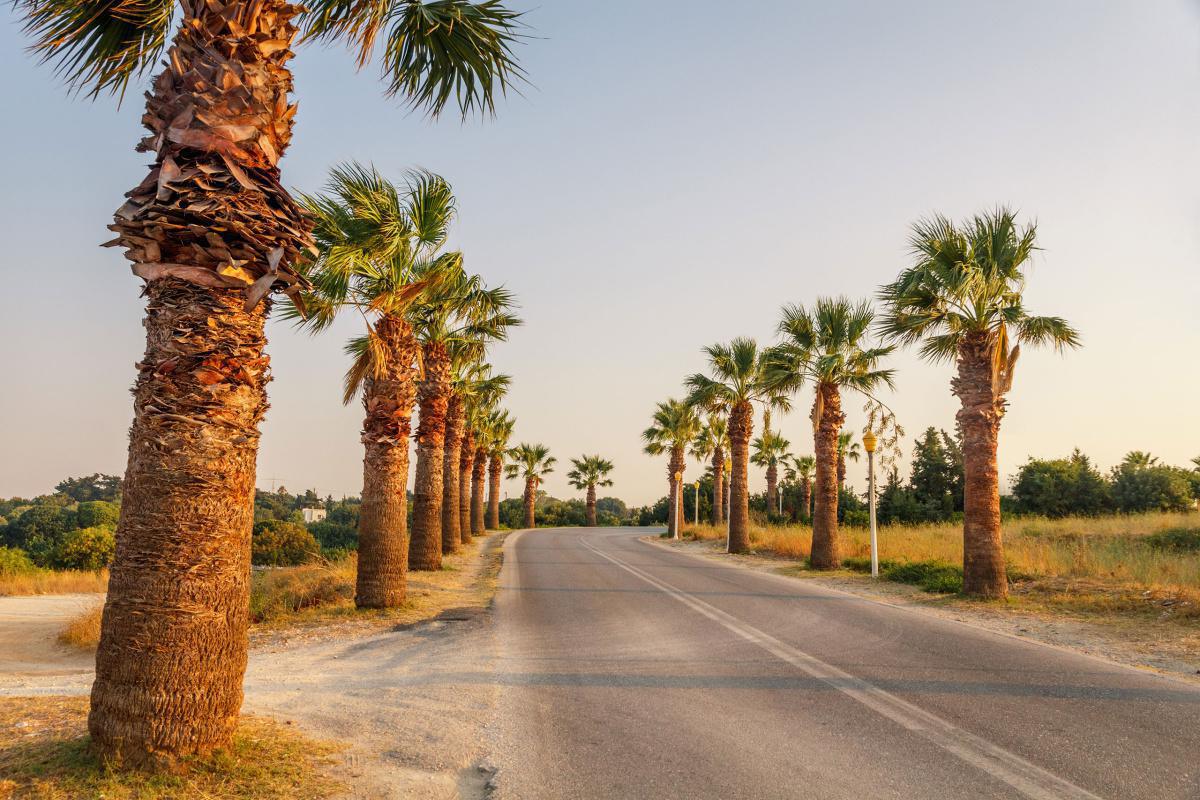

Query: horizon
<box><xmin>1</xmin><ymin>0</ymin><xmax>1198</xmax><ymax>506</ymax></box>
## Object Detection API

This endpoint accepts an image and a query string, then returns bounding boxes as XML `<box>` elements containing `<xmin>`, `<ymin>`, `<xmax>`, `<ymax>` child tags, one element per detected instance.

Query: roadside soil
<box><xmin>653</xmin><ymin>536</ymin><xmax>1200</xmax><ymax>685</ymax></box>
<box><xmin>0</xmin><ymin>532</ymin><xmax>509</xmax><ymax>800</ymax></box>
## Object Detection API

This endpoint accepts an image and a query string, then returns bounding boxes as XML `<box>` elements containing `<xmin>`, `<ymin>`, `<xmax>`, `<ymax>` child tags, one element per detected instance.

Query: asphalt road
<box><xmin>489</xmin><ymin>527</ymin><xmax>1200</xmax><ymax>800</ymax></box>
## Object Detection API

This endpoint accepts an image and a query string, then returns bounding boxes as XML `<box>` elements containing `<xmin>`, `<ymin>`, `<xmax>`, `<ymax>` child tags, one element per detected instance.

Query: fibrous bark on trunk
<box><xmin>470</xmin><ymin>445</ymin><xmax>487</xmax><ymax>537</ymax></box>
<box><xmin>811</xmin><ymin>382</ymin><xmax>845</xmax><ymax>569</ymax></box>
<box><xmin>766</xmin><ymin>462</ymin><xmax>778</xmax><ymax>516</ymax></box>
<box><xmin>441</xmin><ymin>394</ymin><xmax>464</xmax><ymax>553</ymax></box>
<box><xmin>355</xmin><ymin>314</ymin><xmax>418</xmax><ymax>606</ymax></box>
<box><xmin>585</xmin><ymin>484</ymin><xmax>597</xmax><ymax>527</ymax></box>
<box><xmin>410</xmin><ymin>342</ymin><xmax>450</xmax><ymax>571</ymax></box>
<box><xmin>954</xmin><ymin>331</ymin><xmax>1009</xmax><ymax>598</ymax></box>
<box><xmin>711</xmin><ymin>446</ymin><xmax>724</xmax><ymax>526</ymax></box>
<box><xmin>459</xmin><ymin>429</ymin><xmax>475</xmax><ymax>545</ymax></box>
<box><xmin>523</xmin><ymin>477</ymin><xmax>537</xmax><ymax>528</ymax></box>
<box><xmin>727</xmin><ymin>401</ymin><xmax>753</xmax><ymax>553</ymax></box>
<box><xmin>666</xmin><ymin>445</ymin><xmax>685</xmax><ymax>538</ymax></box>
<box><xmin>487</xmin><ymin>453</ymin><xmax>503</xmax><ymax>530</ymax></box>
<box><xmin>90</xmin><ymin>0</ymin><xmax>312</xmax><ymax>766</ymax></box>
<box><xmin>800</xmin><ymin>478</ymin><xmax>812</xmax><ymax>522</ymax></box>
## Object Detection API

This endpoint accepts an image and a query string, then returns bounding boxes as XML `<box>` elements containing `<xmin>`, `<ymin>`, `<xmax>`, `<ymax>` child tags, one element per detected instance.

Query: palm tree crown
<box><xmin>751</xmin><ymin>431</ymin><xmax>792</xmax><ymax>469</ymax></box>
<box><xmin>505</xmin><ymin>443</ymin><xmax>556</xmax><ymax>482</ymax></box>
<box><xmin>684</xmin><ymin>338</ymin><xmax>786</xmax><ymax>413</ymax></box>
<box><xmin>642</xmin><ymin>399</ymin><xmax>702</xmax><ymax>458</ymax></box>
<box><xmin>568</xmin><ymin>456</ymin><xmax>615</xmax><ymax>491</ymax></box>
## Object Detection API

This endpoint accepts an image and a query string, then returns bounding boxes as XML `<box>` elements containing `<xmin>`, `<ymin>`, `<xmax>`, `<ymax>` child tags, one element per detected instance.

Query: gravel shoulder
<box><xmin>653</xmin><ymin>536</ymin><xmax>1200</xmax><ymax>686</ymax></box>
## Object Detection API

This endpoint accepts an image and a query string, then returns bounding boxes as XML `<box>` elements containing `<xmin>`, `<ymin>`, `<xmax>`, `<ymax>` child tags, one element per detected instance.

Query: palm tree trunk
<box><xmin>811</xmin><ymin>383</ymin><xmax>845</xmax><ymax>569</ymax></box>
<box><xmin>727</xmin><ymin>401</ymin><xmax>753</xmax><ymax>553</ymax></box>
<box><xmin>459</xmin><ymin>429</ymin><xmax>475</xmax><ymax>544</ymax></box>
<box><xmin>470</xmin><ymin>445</ymin><xmax>487</xmax><ymax>537</ymax></box>
<box><xmin>354</xmin><ymin>314</ymin><xmax>418</xmax><ymax>604</ymax></box>
<box><xmin>524</xmin><ymin>477</ymin><xmax>537</xmax><ymax>528</ymax></box>
<box><xmin>410</xmin><ymin>342</ymin><xmax>449</xmax><ymax>571</ymax></box>
<box><xmin>953</xmin><ymin>333</ymin><xmax>1008</xmax><ymax>598</ymax></box>
<box><xmin>837</xmin><ymin>453</ymin><xmax>847</xmax><ymax>489</ymax></box>
<box><xmin>487</xmin><ymin>453</ymin><xmax>503</xmax><ymax>529</ymax></box>
<box><xmin>586</xmin><ymin>484</ymin><xmax>597</xmax><ymax>526</ymax></box>
<box><xmin>711</xmin><ymin>446</ymin><xmax>725</xmax><ymax>525</ymax></box>
<box><xmin>801</xmin><ymin>479</ymin><xmax>812</xmax><ymax>523</ymax></box>
<box><xmin>667</xmin><ymin>445</ymin><xmax>685</xmax><ymax>537</ymax></box>
<box><xmin>441</xmin><ymin>395</ymin><xmax>464</xmax><ymax>553</ymax></box>
<box><xmin>90</xmin><ymin>0</ymin><xmax>311</xmax><ymax>764</ymax></box>
<box><xmin>766</xmin><ymin>463</ymin><xmax>778</xmax><ymax>517</ymax></box>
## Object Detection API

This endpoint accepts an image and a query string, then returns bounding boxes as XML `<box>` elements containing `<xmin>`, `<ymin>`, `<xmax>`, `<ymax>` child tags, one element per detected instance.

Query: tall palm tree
<box><xmin>17</xmin><ymin>0</ymin><xmax>525</xmax><ymax>765</ymax></box>
<box><xmin>408</xmin><ymin>276</ymin><xmax>519</xmax><ymax>569</ymax></box>
<box><xmin>878</xmin><ymin>208</ymin><xmax>1079</xmax><ymax>597</ymax></box>
<box><xmin>442</xmin><ymin>357</ymin><xmax>478</xmax><ymax>551</ymax></box>
<box><xmin>685</xmin><ymin>339</ymin><xmax>784</xmax><ymax>553</ymax></box>
<box><xmin>836</xmin><ymin>430</ymin><xmax>862</xmax><ymax>489</ymax></box>
<box><xmin>690</xmin><ymin>416</ymin><xmax>729</xmax><ymax>525</ymax></box>
<box><xmin>505</xmin><ymin>444</ymin><xmax>555</xmax><ymax>528</ymax></box>
<box><xmin>461</xmin><ymin>369</ymin><xmax>511</xmax><ymax>541</ymax></box>
<box><xmin>290</xmin><ymin>164</ymin><xmax>458</xmax><ymax>601</ymax></box>
<box><xmin>568</xmin><ymin>456</ymin><xmax>615</xmax><ymax>526</ymax></box>
<box><xmin>763</xmin><ymin>298</ymin><xmax>894</xmax><ymax>569</ymax></box>
<box><xmin>483</xmin><ymin>409</ymin><xmax>516</xmax><ymax>529</ymax></box>
<box><xmin>786</xmin><ymin>455</ymin><xmax>816</xmax><ymax>521</ymax></box>
<box><xmin>642</xmin><ymin>399</ymin><xmax>701</xmax><ymax>539</ymax></box>
<box><xmin>751</xmin><ymin>430</ymin><xmax>792</xmax><ymax>516</ymax></box>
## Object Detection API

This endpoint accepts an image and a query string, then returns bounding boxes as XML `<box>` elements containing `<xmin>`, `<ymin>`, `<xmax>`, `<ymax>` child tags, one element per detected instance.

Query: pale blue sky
<box><xmin>1</xmin><ymin>1</ymin><xmax>1197</xmax><ymax>505</ymax></box>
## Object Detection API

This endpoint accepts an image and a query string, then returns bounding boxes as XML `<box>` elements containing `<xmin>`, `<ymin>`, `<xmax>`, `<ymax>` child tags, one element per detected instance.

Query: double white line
<box><xmin>580</xmin><ymin>537</ymin><xmax>1103</xmax><ymax>800</ymax></box>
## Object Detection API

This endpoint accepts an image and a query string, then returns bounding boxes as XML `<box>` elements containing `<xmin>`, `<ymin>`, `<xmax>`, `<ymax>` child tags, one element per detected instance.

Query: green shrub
<box><xmin>307</xmin><ymin>521</ymin><xmax>357</xmax><ymax>553</ymax></box>
<box><xmin>53</xmin><ymin>527</ymin><xmax>116</xmax><ymax>570</ymax></box>
<box><xmin>252</xmin><ymin>520</ymin><xmax>320</xmax><ymax>567</ymax></box>
<box><xmin>883</xmin><ymin>560</ymin><xmax>964</xmax><ymax>593</ymax></box>
<box><xmin>75</xmin><ymin>500</ymin><xmax>120</xmax><ymax>529</ymax></box>
<box><xmin>1144</xmin><ymin>527</ymin><xmax>1200</xmax><ymax>552</ymax></box>
<box><xmin>0</xmin><ymin>546</ymin><xmax>37</xmax><ymax>576</ymax></box>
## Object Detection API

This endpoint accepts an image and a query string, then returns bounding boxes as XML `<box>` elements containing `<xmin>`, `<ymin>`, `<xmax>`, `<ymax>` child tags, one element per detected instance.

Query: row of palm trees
<box><xmin>15</xmin><ymin>0</ymin><xmax>530</xmax><ymax>767</ymax></box>
<box><xmin>646</xmin><ymin>208</ymin><xmax>1079</xmax><ymax>601</ymax></box>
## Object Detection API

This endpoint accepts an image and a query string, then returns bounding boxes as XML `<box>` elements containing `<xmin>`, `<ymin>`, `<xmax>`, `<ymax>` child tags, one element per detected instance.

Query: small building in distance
<box><xmin>301</xmin><ymin>506</ymin><xmax>327</xmax><ymax>524</ymax></box>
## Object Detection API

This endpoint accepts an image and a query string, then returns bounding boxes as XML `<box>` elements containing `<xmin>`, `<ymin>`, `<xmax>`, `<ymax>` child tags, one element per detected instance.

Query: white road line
<box><xmin>580</xmin><ymin>536</ymin><xmax>1103</xmax><ymax>800</ymax></box>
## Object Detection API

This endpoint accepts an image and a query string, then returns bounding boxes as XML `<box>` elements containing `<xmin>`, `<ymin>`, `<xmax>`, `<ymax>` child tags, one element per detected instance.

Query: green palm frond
<box><xmin>506</xmin><ymin>442</ymin><xmax>554</xmax><ymax>480</ymax></box>
<box><xmin>567</xmin><ymin>455</ymin><xmax>615</xmax><ymax>490</ymax></box>
<box><xmin>302</xmin><ymin>0</ymin><xmax>526</xmax><ymax>118</ymax></box>
<box><xmin>15</xmin><ymin>0</ymin><xmax>174</xmax><ymax>99</ymax></box>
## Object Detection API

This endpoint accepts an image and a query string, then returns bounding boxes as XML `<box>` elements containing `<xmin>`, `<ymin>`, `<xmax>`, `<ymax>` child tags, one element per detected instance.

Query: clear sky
<box><xmin>1</xmin><ymin>1</ymin><xmax>1197</xmax><ymax>506</ymax></box>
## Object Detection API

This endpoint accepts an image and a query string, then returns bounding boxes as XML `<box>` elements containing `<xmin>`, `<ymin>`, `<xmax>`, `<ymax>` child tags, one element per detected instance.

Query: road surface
<box><xmin>489</xmin><ymin>527</ymin><xmax>1200</xmax><ymax>800</ymax></box>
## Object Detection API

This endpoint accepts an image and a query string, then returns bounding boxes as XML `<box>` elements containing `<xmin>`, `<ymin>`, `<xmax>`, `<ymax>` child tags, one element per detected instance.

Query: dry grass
<box><xmin>0</xmin><ymin>570</ymin><xmax>108</xmax><ymax>598</ymax></box>
<box><xmin>683</xmin><ymin>511</ymin><xmax>1200</xmax><ymax>620</ymax></box>
<box><xmin>0</xmin><ymin>696</ymin><xmax>342</xmax><ymax>799</ymax></box>
<box><xmin>56</xmin><ymin>605</ymin><xmax>103</xmax><ymax>650</ymax></box>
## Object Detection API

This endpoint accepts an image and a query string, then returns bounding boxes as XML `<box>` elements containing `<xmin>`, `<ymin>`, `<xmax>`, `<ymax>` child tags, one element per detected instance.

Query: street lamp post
<box><xmin>723</xmin><ymin>458</ymin><xmax>732</xmax><ymax>546</ymax></box>
<box><xmin>863</xmin><ymin>430</ymin><xmax>878</xmax><ymax>578</ymax></box>
<box><xmin>673</xmin><ymin>470</ymin><xmax>682</xmax><ymax>540</ymax></box>
<box><xmin>694</xmin><ymin>479</ymin><xmax>700</xmax><ymax>527</ymax></box>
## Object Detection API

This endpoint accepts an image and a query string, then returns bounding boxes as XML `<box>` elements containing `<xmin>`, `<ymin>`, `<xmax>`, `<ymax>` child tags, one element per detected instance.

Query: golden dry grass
<box><xmin>56</xmin><ymin>605</ymin><xmax>103</xmax><ymax>650</ymax></box>
<box><xmin>683</xmin><ymin>511</ymin><xmax>1200</xmax><ymax>619</ymax></box>
<box><xmin>0</xmin><ymin>570</ymin><xmax>108</xmax><ymax>597</ymax></box>
<box><xmin>0</xmin><ymin>696</ymin><xmax>343</xmax><ymax>800</ymax></box>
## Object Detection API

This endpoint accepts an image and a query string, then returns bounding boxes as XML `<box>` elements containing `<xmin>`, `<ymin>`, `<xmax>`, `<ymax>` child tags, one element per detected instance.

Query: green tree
<box><xmin>690</xmin><ymin>416</ymin><xmax>729</xmax><ymax>525</ymax></box>
<box><xmin>75</xmin><ymin>501</ymin><xmax>120</xmax><ymax>529</ymax></box>
<box><xmin>643</xmin><ymin>399</ymin><xmax>702</xmax><ymax>540</ymax></box>
<box><xmin>1110</xmin><ymin>452</ymin><xmax>1194</xmax><ymax>513</ymax></box>
<box><xmin>55</xmin><ymin>527</ymin><xmax>117</xmax><ymax>571</ymax></box>
<box><xmin>751</xmin><ymin>431</ymin><xmax>791</xmax><ymax>518</ymax></box>
<box><xmin>505</xmin><ymin>444</ymin><xmax>556</xmax><ymax>528</ymax></box>
<box><xmin>482</xmin><ymin>409</ymin><xmax>517</xmax><ymax>530</ymax></box>
<box><xmin>763</xmin><ymin>298</ymin><xmax>894</xmax><ymax>569</ymax></box>
<box><xmin>836</xmin><ymin>430</ymin><xmax>862</xmax><ymax>489</ymax></box>
<box><xmin>879</xmin><ymin>208</ymin><xmax>1080</xmax><ymax>597</ymax></box>
<box><xmin>685</xmin><ymin>339</ymin><xmax>784</xmax><ymax>552</ymax></box>
<box><xmin>568</xmin><ymin>456</ymin><xmax>616</xmax><ymax>527</ymax></box>
<box><xmin>908</xmin><ymin>428</ymin><xmax>957</xmax><ymax>520</ymax></box>
<box><xmin>16</xmin><ymin>0</ymin><xmax>525</xmax><ymax>765</ymax></box>
<box><xmin>54</xmin><ymin>474</ymin><xmax>122</xmax><ymax>503</ymax></box>
<box><xmin>251</xmin><ymin>520</ymin><xmax>321</xmax><ymax>567</ymax></box>
<box><xmin>1011</xmin><ymin>450</ymin><xmax>1110</xmax><ymax>517</ymax></box>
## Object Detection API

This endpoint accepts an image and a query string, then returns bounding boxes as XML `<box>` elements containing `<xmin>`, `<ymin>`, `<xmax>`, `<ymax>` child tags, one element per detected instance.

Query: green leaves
<box><xmin>643</xmin><ymin>399</ymin><xmax>700</xmax><ymax>455</ymax></box>
<box><xmin>505</xmin><ymin>443</ymin><xmax>555</xmax><ymax>480</ymax></box>
<box><xmin>302</xmin><ymin>0</ymin><xmax>526</xmax><ymax>118</ymax></box>
<box><xmin>567</xmin><ymin>455</ymin><xmax>615</xmax><ymax>490</ymax></box>
<box><xmin>15</xmin><ymin>0</ymin><xmax>174</xmax><ymax>99</ymax></box>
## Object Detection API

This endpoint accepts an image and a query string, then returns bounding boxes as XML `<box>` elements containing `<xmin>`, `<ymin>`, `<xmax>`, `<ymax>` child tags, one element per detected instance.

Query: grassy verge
<box><xmin>682</xmin><ymin>511</ymin><xmax>1200</xmax><ymax>622</ymax></box>
<box><xmin>0</xmin><ymin>569</ymin><xmax>108</xmax><ymax>597</ymax></box>
<box><xmin>0</xmin><ymin>696</ymin><xmax>343</xmax><ymax>800</ymax></box>
<box><xmin>57</xmin><ymin>533</ymin><xmax>508</xmax><ymax>649</ymax></box>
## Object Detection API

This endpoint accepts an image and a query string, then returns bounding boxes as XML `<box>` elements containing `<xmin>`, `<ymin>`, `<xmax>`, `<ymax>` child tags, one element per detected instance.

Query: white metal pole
<box><xmin>868</xmin><ymin>450</ymin><xmax>878</xmax><ymax>578</ymax></box>
<box><xmin>694</xmin><ymin>484</ymin><xmax>699</xmax><ymax>527</ymax></box>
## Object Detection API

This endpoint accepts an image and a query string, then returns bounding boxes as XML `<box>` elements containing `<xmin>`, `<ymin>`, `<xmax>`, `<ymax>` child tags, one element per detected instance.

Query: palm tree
<box><xmin>787</xmin><ymin>455</ymin><xmax>816</xmax><ymax>521</ymax></box>
<box><xmin>751</xmin><ymin>431</ymin><xmax>792</xmax><ymax>516</ymax></box>
<box><xmin>836</xmin><ymin>430</ymin><xmax>862</xmax><ymax>489</ymax></box>
<box><xmin>17</xmin><ymin>0</ymin><xmax>525</xmax><ymax>765</ymax></box>
<box><xmin>289</xmin><ymin>165</ymin><xmax>459</xmax><ymax>601</ymax></box>
<box><xmin>878</xmin><ymin>208</ymin><xmax>1079</xmax><ymax>598</ymax></box>
<box><xmin>690</xmin><ymin>416</ymin><xmax>729</xmax><ymax>525</ymax></box>
<box><xmin>506</xmin><ymin>444</ymin><xmax>555</xmax><ymax>528</ymax></box>
<box><xmin>482</xmin><ymin>409</ymin><xmax>516</xmax><ymax>529</ymax></box>
<box><xmin>642</xmin><ymin>399</ymin><xmax>701</xmax><ymax>539</ymax></box>
<box><xmin>568</xmin><ymin>456</ymin><xmax>615</xmax><ymax>526</ymax></box>
<box><xmin>685</xmin><ymin>339</ymin><xmax>784</xmax><ymax>553</ymax></box>
<box><xmin>462</xmin><ymin>369</ymin><xmax>511</xmax><ymax>541</ymax></box>
<box><xmin>763</xmin><ymin>298</ymin><xmax>894</xmax><ymax>569</ymax></box>
<box><xmin>408</xmin><ymin>276</ymin><xmax>519</xmax><ymax>569</ymax></box>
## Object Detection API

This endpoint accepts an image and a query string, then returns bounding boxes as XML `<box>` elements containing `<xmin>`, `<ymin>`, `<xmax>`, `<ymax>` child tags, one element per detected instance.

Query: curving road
<box><xmin>489</xmin><ymin>527</ymin><xmax>1200</xmax><ymax>800</ymax></box>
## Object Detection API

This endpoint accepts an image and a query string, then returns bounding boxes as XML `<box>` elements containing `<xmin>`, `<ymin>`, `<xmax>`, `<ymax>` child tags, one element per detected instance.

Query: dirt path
<box><xmin>0</xmin><ymin>594</ymin><xmax>99</xmax><ymax>689</ymax></box>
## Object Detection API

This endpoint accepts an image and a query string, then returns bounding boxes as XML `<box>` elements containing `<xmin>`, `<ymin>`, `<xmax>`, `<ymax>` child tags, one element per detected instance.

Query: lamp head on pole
<box><xmin>862</xmin><ymin>430</ymin><xmax>877</xmax><ymax>454</ymax></box>
<box><xmin>694</xmin><ymin>480</ymin><xmax>700</xmax><ymax>489</ymax></box>
<box><xmin>674</xmin><ymin>471</ymin><xmax>682</xmax><ymax>482</ymax></box>
<box><xmin>724</xmin><ymin>459</ymin><xmax>731</xmax><ymax>472</ymax></box>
